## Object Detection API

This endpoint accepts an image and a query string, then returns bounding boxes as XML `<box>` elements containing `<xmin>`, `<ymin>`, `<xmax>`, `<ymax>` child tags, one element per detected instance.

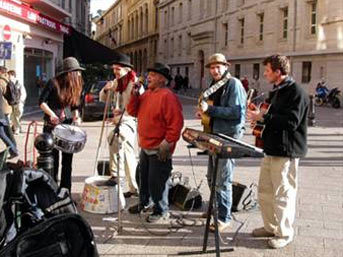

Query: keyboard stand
<box><xmin>177</xmin><ymin>153</ymin><xmax>234</xmax><ymax>257</ymax></box>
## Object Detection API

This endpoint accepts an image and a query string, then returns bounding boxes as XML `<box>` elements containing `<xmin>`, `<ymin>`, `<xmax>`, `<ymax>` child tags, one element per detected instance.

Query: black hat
<box><xmin>56</xmin><ymin>57</ymin><xmax>85</xmax><ymax>77</ymax></box>
<box><xmin>111</xmin><ymin>53</ymin><xmax>133</xmax><ymax>68</ymax></box>
<box><xmin>147</xmin><ymin>62</ymin><xmax>172</xmax><ymax>81</ymax></box>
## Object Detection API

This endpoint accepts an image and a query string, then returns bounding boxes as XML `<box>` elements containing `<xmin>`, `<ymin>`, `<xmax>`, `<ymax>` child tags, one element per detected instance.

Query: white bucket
<box><xmin>80</xmin><ymin>176</ymin><xmax>125</xmax><ymax>214</ymax></box>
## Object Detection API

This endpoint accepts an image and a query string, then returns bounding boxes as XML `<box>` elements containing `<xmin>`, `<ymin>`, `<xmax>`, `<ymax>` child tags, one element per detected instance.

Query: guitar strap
<box><xmin>201</xmin><ymin>71</ymin><xmax>231</xmax><ymax>99</ymax></box>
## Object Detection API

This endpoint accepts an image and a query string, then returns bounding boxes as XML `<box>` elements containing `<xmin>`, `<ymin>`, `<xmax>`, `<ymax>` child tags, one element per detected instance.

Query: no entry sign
<box><xmin>3</xmin><ymin>25</ymin><xmax>11</xmax><ymax>41</ymax></box>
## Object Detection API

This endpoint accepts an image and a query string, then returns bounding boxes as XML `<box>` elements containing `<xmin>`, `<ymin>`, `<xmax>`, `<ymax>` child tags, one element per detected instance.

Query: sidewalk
<box><xmin>16</xmin><ymin>96</ymin><xmax>343</xmax><ymax>257</ymax></box>
<box><xmin>74</xmin><ymin>101</ymin><xmax>342</xmax><ymax>256</ymax></box>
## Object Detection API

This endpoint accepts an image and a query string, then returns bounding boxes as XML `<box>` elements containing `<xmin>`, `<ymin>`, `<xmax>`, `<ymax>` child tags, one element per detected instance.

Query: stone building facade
<box><xmin>94</xmin><ymin>0</ymin><xmax>159</xmax><ymax>74</ymax></box>
<box><xmin>158</xmin><ymin>0</ymin><xmax>343</xmax><ymax>93</ymax></box>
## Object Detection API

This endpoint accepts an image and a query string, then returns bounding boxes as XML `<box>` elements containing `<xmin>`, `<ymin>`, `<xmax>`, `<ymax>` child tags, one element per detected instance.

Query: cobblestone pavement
<box><xmin>11</xmin><ymin>97</ymin><xmax>343</xmax><ymax>257</ymax></box>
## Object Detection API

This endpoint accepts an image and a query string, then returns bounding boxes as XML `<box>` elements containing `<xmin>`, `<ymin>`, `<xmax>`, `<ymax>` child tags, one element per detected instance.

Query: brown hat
<box><xmin>56</xmin><ymin>57</ymin><xmax>85</xmax><ymax>77</ymax></box>
<box><xmin>205</xmin><ymin>53</ymin><xmax>230</xmax><ymax>68</ymax></box>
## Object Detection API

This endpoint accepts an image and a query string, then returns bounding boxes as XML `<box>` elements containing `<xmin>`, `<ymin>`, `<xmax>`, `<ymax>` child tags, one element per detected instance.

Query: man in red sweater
<box><xmin>127</xmin><ymin>63</ymin><xmax>184</xmax><ymax>223</ymax></box>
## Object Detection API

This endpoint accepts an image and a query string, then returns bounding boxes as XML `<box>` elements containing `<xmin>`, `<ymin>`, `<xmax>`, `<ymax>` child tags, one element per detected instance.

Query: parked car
<box><xmin>80</xmin><ymin>81</ymin><xmax>113</xmax><ymax>121</ymax></box>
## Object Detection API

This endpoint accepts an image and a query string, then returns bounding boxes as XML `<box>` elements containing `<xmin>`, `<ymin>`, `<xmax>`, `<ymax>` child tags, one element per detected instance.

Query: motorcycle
<box><xmin>315</xmin><ymin>86</ymin><xmax>342</xmax><ymax>108</ymax></box>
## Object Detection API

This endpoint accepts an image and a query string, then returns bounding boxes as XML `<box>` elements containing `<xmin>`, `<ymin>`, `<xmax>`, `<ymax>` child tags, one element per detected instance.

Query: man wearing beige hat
<box><xmin>196</xmin><ymin>53</ymin><xmax>247</xmax><ymax>232</ymax></box>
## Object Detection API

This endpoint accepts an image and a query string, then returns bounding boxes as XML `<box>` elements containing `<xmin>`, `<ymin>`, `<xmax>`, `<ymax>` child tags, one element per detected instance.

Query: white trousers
<box><xmin>107</xmin><ymin>118</ymin><xmax>138</xmax><ymax>193</ymax></box>
<box><xmin>258</xmin><ymin>156</ymin><xmax>299</xmax><ymax>239</ymax></box>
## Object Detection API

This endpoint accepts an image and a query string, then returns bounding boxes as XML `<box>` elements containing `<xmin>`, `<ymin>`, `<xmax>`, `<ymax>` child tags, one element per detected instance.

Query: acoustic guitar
<box><xmin>248</xmin><ymin>101</ymin><xmax>271</xmax><ymax>148</ymax></box>
<box><xmin>198</xmin><ymin>72</ymin><xmax>232</xmax><ymax>133</ymax></box>
<box><xmin>198</xmin><ymin>95</ymin><xmax>213</xmax><ymax>133</ymax></box>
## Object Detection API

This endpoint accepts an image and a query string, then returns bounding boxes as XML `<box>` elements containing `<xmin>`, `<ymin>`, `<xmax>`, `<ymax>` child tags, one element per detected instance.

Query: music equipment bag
<box><xmin>0</xmin><ymin>213</ymin><xmax>98</xmax><ymax>257</ymax></box>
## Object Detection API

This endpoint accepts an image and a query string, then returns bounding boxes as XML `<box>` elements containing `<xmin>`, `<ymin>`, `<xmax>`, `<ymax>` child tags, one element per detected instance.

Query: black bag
<box><xmin>0</xmin><ymin>78</ymin><xmax>21</xmax><ymax>106</ymax></box>
<box><xmin>0</xmin><ymin>213</ymin><xmax>98</xmax><ymax>257</ymax></box>
<box><xmin>231</xmin><ymin>182</ymin><xmax>257</xmax><ymax>212</ymax></box>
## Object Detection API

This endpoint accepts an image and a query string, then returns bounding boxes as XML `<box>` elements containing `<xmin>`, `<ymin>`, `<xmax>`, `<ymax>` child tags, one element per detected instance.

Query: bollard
<box><xmin>34</xmin><ymin>133</ymin><xmax>55</xmax><ymax>178</ymax></box>
<box><xmin>308</xmin><ymin>94</ymin><xmax>316</xmax><ymax>126</ymax></box>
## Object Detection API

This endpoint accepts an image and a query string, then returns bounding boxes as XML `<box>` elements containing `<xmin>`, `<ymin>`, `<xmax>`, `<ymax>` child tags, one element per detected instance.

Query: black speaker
<box><xmin>232</xmin><ymin>182</ymin><xmax>255</xmax><ymax>212</ymax></box>
<box><xmin>169</xmin><ymin>184</ymin><xmax>202</xmax><ymax>211</ymax></box>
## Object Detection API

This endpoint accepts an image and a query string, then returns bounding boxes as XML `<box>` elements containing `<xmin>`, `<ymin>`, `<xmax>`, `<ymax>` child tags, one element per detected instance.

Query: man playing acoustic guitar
<box><xmin>247</xmin><ymin>54</ymin><xmax>309</xmax><ymax>248</ymax></box>
<box><xmin>196</xmin><ymin>53</ymin><xmax>247</xmax><ymax>232</ymax></box>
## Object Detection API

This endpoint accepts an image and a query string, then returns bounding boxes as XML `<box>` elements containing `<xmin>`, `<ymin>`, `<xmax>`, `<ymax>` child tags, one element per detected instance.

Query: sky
<box><xmin>90</xmin><ymin>0</ymin><xmax>117</xmax><ymax>17</ymax></box>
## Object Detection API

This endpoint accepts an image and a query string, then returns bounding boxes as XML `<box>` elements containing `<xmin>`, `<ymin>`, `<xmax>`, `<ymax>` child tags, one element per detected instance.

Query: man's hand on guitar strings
<box><xmin>200</xmin><ymin>100</ymin><xmax>208</xmax><ymax>112</ymax></box>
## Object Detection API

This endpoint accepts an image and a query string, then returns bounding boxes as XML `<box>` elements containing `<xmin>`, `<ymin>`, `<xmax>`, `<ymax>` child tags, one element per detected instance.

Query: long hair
<box><xmin>54</xmin><ymin>71</ymin><xmax>83</xmax><ymax>107</ymax></box>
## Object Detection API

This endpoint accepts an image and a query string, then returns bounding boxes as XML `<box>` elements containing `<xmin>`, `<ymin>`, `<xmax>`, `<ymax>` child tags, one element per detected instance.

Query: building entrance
<box><xmin>24</xmin><ymin>48</ymin><xmax>53</xmax><ymax>105</ymax></box>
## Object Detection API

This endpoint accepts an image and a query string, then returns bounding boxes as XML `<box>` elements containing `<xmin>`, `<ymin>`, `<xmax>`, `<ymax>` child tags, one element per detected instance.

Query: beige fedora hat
<box><xmin>205</xmin><ymin>53</ymin><xmax>231</xmax><ymax>68</ymax></box>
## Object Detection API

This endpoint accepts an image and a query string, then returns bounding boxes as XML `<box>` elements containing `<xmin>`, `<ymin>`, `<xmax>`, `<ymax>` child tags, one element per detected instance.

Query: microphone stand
<box><xmin>111</xmin><ymin>108</ymin><xmax>126</xmax><ymax>233</ymax></box>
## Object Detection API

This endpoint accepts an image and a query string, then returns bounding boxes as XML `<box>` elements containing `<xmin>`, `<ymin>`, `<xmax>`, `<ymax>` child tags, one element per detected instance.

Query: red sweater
<box><xmin>127</xmin><ymin>87</ymin><xmax>184</xmax><ymax>153</ymax></box>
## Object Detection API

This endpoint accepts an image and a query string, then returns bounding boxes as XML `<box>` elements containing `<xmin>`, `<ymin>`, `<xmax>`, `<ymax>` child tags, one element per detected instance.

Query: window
<box><xmin>170</xmin><ymin>37</ymin><xmax>174</xmax><ymax>57</ymax></box>
<box><xmin>253</xmin><ymin>63</ymin><xmax>260</xmax><ymax>80</ymax></box>
<box><xmin>179</xmin><ymin>3</ymin><xmax>183</xmax><ymax>24</ymax></box>
<box><xmin>164</xmin><ymin>39</ymin><xmax>168</xmax><ymax>59</ymax></box>
<box><xmin>164</xmin><ymin>10</ymin><xmax>168</xmax><ymax>28</ymax></box>
<box><xmin>302</xmin><ymin>62</ymin><xmax>312</xmax><ymax>83</ymax></box>
<box><xmin>69</xmin><ymin>0</ymin><xmax>72</xmax><ymax>12</ymax></box>
<box><xmin>235</xmin><ymin>64</ymin><xmax>241</xmax><ymax>79</ymax></box>
<box><xmin>259</xmin><ymin>13</ymin><xmax>264</xmax><ymax>41</ymax></box>
<box><xmin>222</xmin><ymin>0</ymin><xmax>228</xmax><ymax>10</ymax></box>
<box><xmin>223</xmin><ymin>23</ymin><xmax>228</xmax><ymax>46</ymax></box>
<box><xmin>145</xmin><ymin>8</ymin><xmax>149</xmax><ymax>33</ymax></box>
<box><xmin>282</xmin><ymin>8</ymin><xmax>288</xmax><ymax>39</ymax></box>
<box><xmin>200</xmin><ymin>0</ymin><xmax>205</xmax><ymax>17</ymax></box>
<box><xmin>171</xmin><ymin>7</ymin><xmax>175</xmax><ymax>26</ymax></box>
<box><xmin>188</xmin><ymin>0</ymin><xmax>192</xmax><ymax>20</ymax></box>
<box><xmin>310</xmin><ymin>2</ymin><xmax>317</xmax><ymax>34</ymax></box>
<box><xmin>186</xmin><ymin>32</ymin><xmax>191</xmax><ymax>55</ymax></box>
<box><xmin>178</xmin><ymin>35</ymin><xmax>182</xmax><ymax>56</ymax></box>
<box><xmin>239</xmin><ymin>18</ymin><xmax>245</xmax><ymax>44</ymax></box>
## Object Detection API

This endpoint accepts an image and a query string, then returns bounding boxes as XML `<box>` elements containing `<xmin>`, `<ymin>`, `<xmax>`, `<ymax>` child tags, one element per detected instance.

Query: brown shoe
<box><xmin>252</xmin><ymin>227</ymin><xmax>274</xmax><ymax>237</ymax></box>
<box><xmin>209</xmin><ymin>220</ymin><xmax>231</xmax><ymax>233</ymax></box>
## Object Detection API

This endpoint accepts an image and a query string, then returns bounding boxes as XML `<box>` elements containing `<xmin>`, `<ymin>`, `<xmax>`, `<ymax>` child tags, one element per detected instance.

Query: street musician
<box><xmin>195</xmin><ymin>53</ymin><xmax>247</xmax><ymax>232</ymax></box>
<box><xmin>246</xmin><ymin>54</ymin><xmax>309</xmax><ymax>249</ymax></box>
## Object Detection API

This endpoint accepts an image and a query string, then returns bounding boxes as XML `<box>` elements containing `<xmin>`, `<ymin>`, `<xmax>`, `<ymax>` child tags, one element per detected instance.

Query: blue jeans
<box><xmin>137</xmin><ymin>151</ymin><xmax>172</xmax><ymax>215</ymax></box>
<box><xmin>0</xmin><ymin>123</ymin><xmax>18</xmax><ymax>156</ymax></box>
<box><xmin>207</xmin><ymin>155</ymin><xmax>235</xmax><ymax>223</ymax></box>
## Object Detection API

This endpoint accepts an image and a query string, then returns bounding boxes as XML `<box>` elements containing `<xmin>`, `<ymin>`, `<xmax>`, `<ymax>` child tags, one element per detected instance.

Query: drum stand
<box><xmin>178</xmin><ymin>154</ymin><xmax>234</xmax><ymax>257</ymax></box>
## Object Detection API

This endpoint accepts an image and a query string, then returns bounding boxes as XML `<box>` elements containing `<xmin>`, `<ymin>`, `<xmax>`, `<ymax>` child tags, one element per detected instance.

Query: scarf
<box><xmin>116</xmin><ymin>70</ymin><xmax>136</xmax><ymax>93</ymax></box>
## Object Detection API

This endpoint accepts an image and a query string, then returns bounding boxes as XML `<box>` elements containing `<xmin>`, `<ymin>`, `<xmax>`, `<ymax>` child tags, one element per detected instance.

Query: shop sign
<box><xmin>0</xmin><ymin>41</ymin><xmax>12</xmax><ymax>59</ymax></box>
<box><xmin>0</xmin><ymin>0</ymin><xmax>70</xmax><ymax>35</ymax></box>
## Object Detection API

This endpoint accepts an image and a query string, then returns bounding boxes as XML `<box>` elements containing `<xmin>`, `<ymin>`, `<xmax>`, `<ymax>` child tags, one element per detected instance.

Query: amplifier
<box><xmin>169</xmin><ymin>184</ymin><xmax>202</xmax><ymax>211</ymax></box>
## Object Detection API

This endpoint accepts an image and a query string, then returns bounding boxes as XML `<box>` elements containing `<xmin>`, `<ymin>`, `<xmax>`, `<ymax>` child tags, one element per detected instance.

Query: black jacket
<box><xmin>261</xmin><ymin>77</ymin><xmax>309</xmax><ymax>158</ymax></box>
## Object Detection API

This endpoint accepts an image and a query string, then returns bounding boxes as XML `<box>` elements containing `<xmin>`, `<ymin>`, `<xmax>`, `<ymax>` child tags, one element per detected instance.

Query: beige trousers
<box><xmin>108</xmin><ymin>118</ymin><xmax>138</xmax><ymax>193</ymax></box>
<box><xmin>258</xmin><ymin>156</ymin><xmax>299</xmax><ymax>239</ymax></box>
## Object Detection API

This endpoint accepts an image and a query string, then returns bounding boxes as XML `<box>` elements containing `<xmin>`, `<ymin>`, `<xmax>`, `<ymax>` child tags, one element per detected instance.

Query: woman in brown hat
<box><xmin>39</xmin><ymin>57</ymin><xmax>84</xmax><ymax>192</ymax></box>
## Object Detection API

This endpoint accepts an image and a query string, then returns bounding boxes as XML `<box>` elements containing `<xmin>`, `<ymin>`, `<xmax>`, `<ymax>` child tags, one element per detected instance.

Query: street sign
<box><xmin>0</xmin><ymin>42</ymin><xmax>12</xmax><ymax>60</ymax></box>
<box><xmin>3</xmin><ymin>25</ymin><xmax>11</xmax><ymax>41</ymax></box>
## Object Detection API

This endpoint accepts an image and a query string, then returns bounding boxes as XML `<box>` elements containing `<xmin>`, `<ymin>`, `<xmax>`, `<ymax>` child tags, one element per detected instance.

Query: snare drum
<box><xmin>52</xmin><ymin>124</ymin><xmax>87</xmax><ymax>154</ymax></box>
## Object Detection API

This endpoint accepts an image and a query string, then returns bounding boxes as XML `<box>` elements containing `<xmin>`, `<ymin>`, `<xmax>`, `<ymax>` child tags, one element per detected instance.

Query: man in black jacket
<box><xmin>247</xmin><ymin>54</ymin><xmax>309</xmax><ymax>249</ymax></box>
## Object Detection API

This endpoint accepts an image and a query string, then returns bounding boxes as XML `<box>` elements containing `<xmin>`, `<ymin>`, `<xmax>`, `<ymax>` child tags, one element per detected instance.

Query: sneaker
<box><xmin>146</xmin><ymin>212</ymin><xmax>170</xmax><ymax>223</ymax></box>
<box><xmin>209</xmin><ymin>220</ymin><xmax>231</xmax><ymax>233</ymax></box>
<box><xmin>124</xmin><ymin>191</ymin><xmax>139</xmax><ymax>198</ymax></box>
<box><xmin>252</xmin><ymin>227</ymin><xmax>275</xmax><ymax>237</ymax></box>
<box><xmin>268</xmin><ymin>237</ymin><xmax>293</xmax><ymax>249</ymax></box>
